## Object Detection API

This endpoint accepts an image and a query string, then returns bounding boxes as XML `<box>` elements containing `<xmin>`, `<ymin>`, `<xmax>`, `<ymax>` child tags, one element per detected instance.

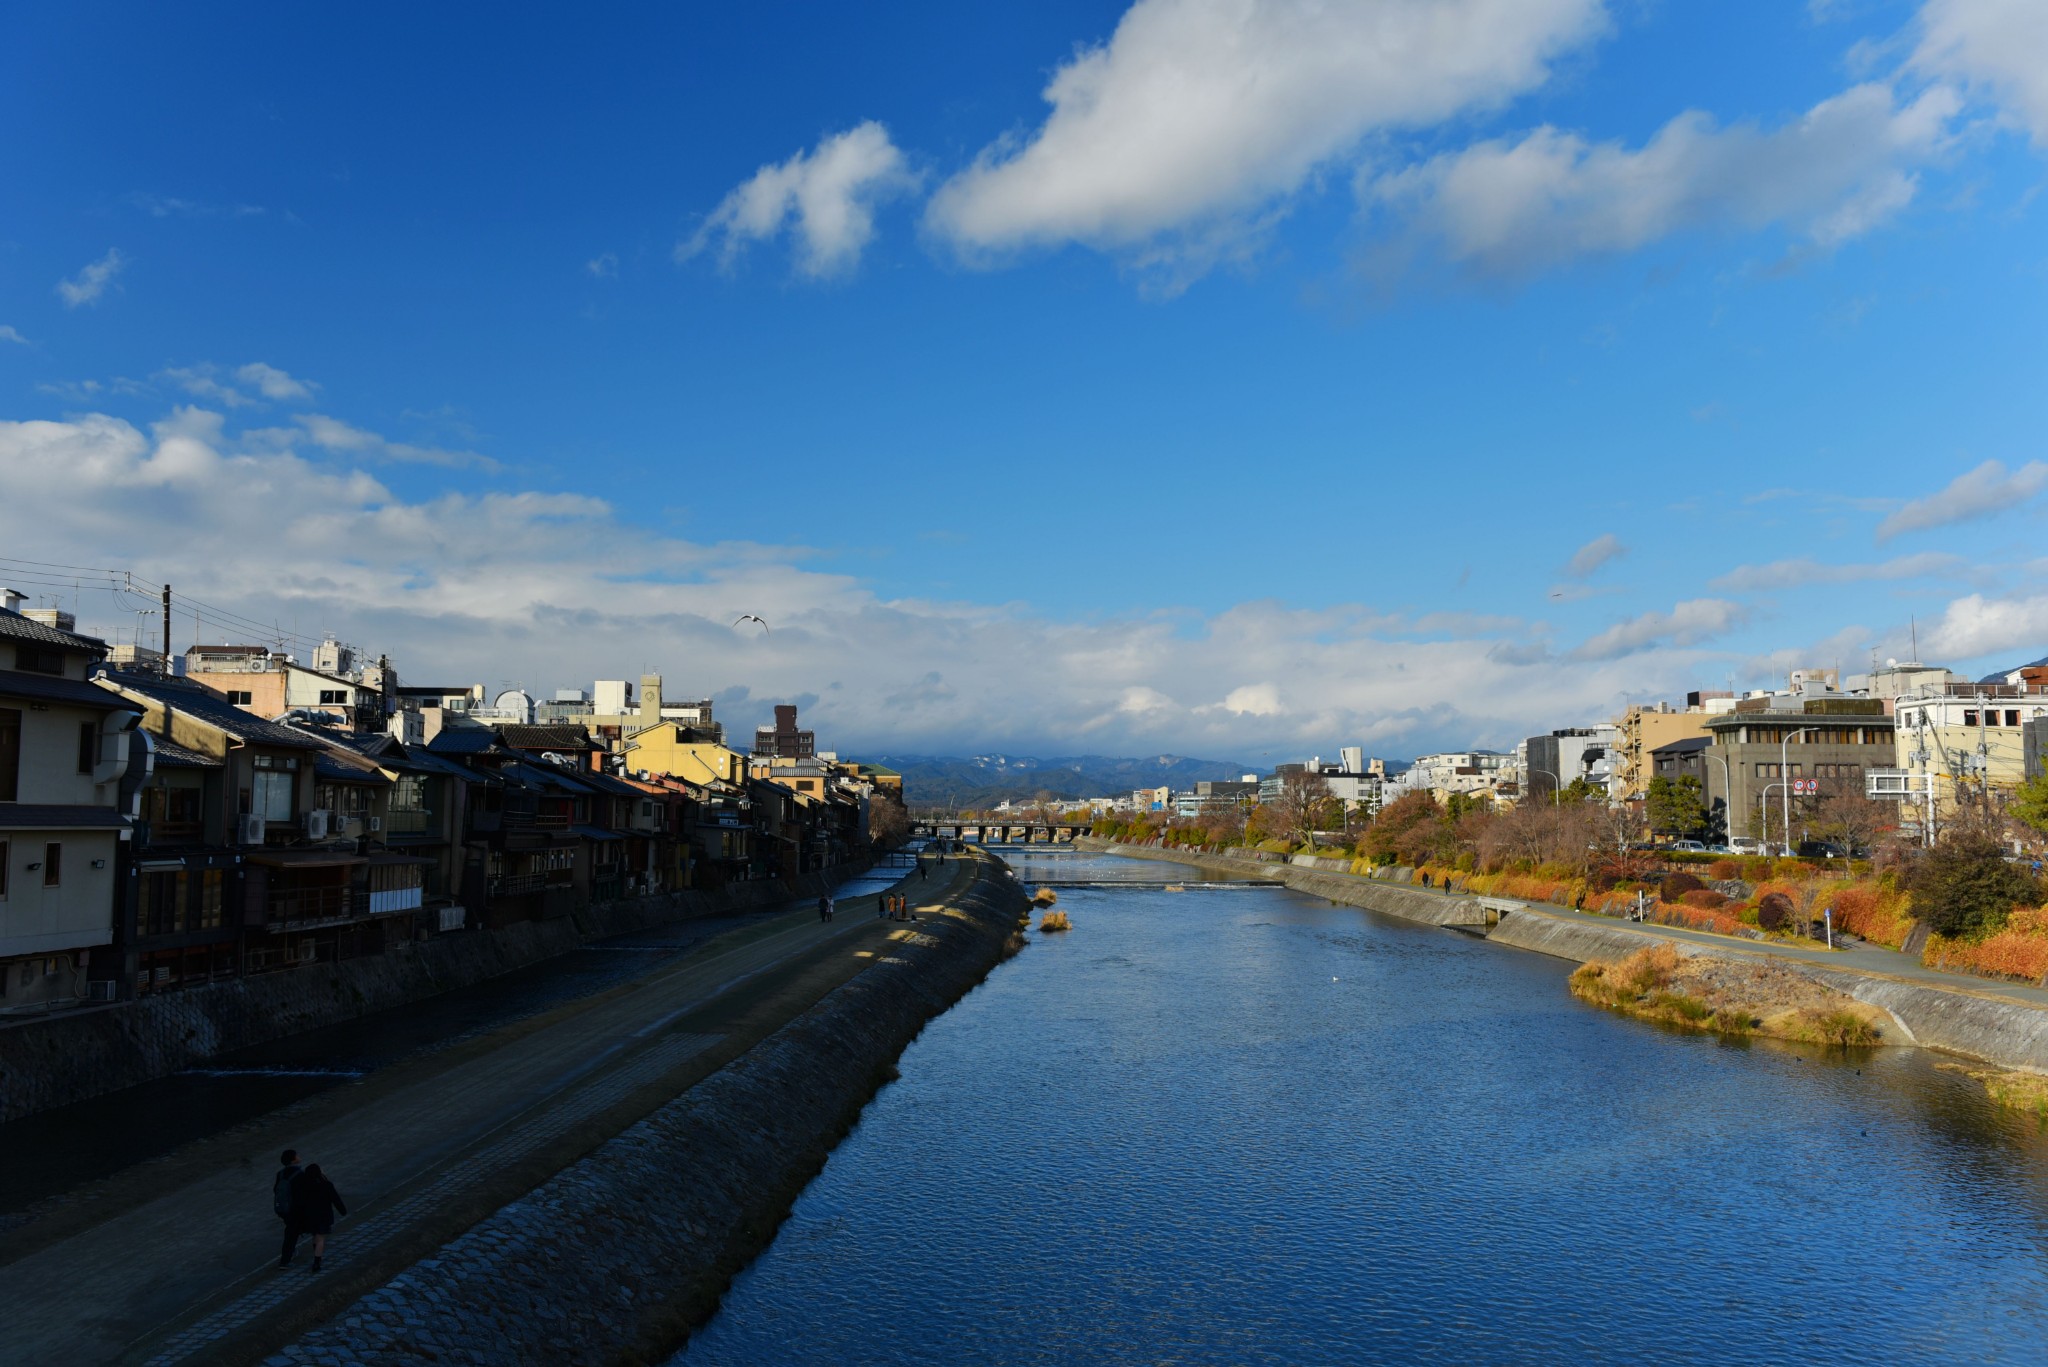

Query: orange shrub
<box><xmin>1924</xmin><ymin>923</ymin><xmax>2048</xmax><ymax>984</ymax></box>
<box><xmin>1650</xmin><ymin>901</ymin><xmax>1749</xmax><ymax>937</ymax></box>
<box><xmin>1826</xmin><ymin>884</ymin><xmax>1915</xmax><ymax>950</ymax></box>
<box><xmin>1708</xmin><ymin>859</ymin><xmax>1743</xmax><ymax>882</ymax></box>
<box><xmin>1681</xmin><ymin>888</ymin><xmax>1734</xmax><ymax>911</ymax></box>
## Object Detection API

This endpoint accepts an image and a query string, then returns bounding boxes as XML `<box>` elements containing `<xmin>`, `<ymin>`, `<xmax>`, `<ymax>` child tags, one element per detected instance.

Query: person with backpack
<box><xmin>273</xmin><ymin>1150</ymin><xmax>302</xmax><ymax>1267</ymax></box>
<box><xmin>283</xmin><ymin>1162</ymin><xmax>347</xmax><ymax>1272</ymax></box>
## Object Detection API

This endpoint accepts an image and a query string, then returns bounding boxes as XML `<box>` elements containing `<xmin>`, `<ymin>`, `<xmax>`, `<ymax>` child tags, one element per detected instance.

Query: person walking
<box><xmin>273</xmin><ymin>1149</ymin><xmax>303</xmax><ymax>1268</ymax></box>
<box><xmin>285</xmin><ymin>1163</ymin><xmax>347</xmax><ymax>1272</ymax></box>
<box><xmin>818</xmin><ymin>893</ymin><xmax>830</xmax><ymax>923</ymax></box>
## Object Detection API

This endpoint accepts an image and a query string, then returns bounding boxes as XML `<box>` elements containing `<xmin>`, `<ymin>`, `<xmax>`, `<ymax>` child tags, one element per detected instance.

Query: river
<box><xmin>677</xmin><ymin>847</ymin><xmax>2048</xmax><ymax>1365</ymax></box>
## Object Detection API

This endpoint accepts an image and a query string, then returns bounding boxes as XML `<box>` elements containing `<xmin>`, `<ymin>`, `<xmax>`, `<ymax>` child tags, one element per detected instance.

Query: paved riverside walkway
<box><xmin>0</xmin><ymin>855</ymin><xmax>979</xmax><ymax>1367</ymax></box>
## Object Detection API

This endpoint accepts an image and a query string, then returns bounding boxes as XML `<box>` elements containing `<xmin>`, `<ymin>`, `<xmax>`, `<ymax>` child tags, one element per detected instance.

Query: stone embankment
<box><xmin>266</xmin><ymin>854</ymin><xmax>1031</xmax><ymax>1367</ymax></box>
<box><xmin>0</xmin><ymin>867</ymin><xmax>863</xmax><ymax>1124</ymax></box>
<box><xmin>1081</xmin><ymin>839</ymin><xmax>2048</xmax><ymax>1075</ymax></box>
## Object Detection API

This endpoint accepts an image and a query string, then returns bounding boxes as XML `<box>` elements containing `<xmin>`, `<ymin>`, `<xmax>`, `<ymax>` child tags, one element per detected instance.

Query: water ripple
<box><xmin>678</xmin><ymin>856</ymin><xmax>2048</xmax><ymax>1365</ymax></box>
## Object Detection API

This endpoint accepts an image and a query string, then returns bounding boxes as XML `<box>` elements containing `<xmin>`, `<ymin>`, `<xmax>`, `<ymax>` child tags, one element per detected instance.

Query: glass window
<box><xmin>15</xmin><ymin>645</ymin><xmax>65</xmax><ymax>675</ymax></box>
<box><xmin>0</xmin><ymin>707</ymin><xmax>18</xmax><ymax>801</ymax></box>
<box><xmin>197</xmin><ymin>869</ymin><xmax>223</xmax><ymax>930</ymax></box>
<box><xmin>78</xmin><ymin>722</ymin><xmax>96</xmax><ymax>775</ymax></box>
<box><xmin>253</xmin><ymin>769</ymin><xmax>294</xmax><ymax>822</ymax></box>
<box><xmin>43</xmin><ymin>842</ymin><xmax>60</xmax><ymax>887</ymax></box>
<box><xmin>0</xmin><ymin>839</ymin><xmax>8</xmax><ymax>899</ymax></box>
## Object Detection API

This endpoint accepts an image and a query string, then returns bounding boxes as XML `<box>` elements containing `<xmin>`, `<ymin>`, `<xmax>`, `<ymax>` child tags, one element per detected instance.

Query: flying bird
<box><xmin>733</xmin><ymin>614</ymin><xmax>770</xmax><ymax>635</ymax></box>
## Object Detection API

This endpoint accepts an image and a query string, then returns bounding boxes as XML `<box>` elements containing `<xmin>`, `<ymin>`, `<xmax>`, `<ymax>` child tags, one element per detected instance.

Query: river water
<box><xmin>677</xmin><ymin>848</ymin><xmax>2048</xmax><ymax>1365</ymax></box>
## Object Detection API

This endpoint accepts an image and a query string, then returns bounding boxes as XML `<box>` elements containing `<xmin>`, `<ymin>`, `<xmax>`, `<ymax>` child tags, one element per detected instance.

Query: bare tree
<box><xmin>1269</xmin><ymin>770</ymin><xmax>1334</xmax><ymax>848</ymax></box>
<box><xmin>1807</xmin><ymin>788</ymin><xmax>1895</xmax><ymax>855</ymax></box>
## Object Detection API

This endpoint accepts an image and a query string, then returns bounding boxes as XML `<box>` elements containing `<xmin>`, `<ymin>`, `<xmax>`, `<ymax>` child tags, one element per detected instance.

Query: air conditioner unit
<box><xmin>368</xmin><ymin>816</ymin><xmax>382</xmax><ymax>833</ymax></box>
<box><xmin>86</xmin><ymin>980</ymin><xmax>119</xmax><ymax>1002</ymax></box>
<box><xmin>237</xmin><ymin>813</ymin><xmax>267</xmax><ymax>845</ymax></box>
<box><xmin>304</xmin><ymin>809</ymin><xmax>331</xmax><ymax>840</ymax></box>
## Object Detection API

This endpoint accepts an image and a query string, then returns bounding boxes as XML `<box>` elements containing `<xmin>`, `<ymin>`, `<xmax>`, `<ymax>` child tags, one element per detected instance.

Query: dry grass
<box><xmin>1941</xmin><ymin>1063</ymin><xmax>2048</xmax><ymax>1121</ymax></box>
<box><xmin>1038</xmin><ymin>910</ymin><xmax>1072</xmax><ymax>933</ymax></box>
<box><xmin>1031</xmin><ymin>887</ymin><xmax>1058</xmax><ymax>907</ymax></box>
<box><xmin>1570</xmin><ymin>943</ymin><xmax>1887</xmax><ymax>1047</ymax></box>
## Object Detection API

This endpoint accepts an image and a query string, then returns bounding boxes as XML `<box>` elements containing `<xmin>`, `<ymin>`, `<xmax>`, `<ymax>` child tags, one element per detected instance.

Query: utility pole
<box><xmin>161</xmin><ymin>583</ymin><xmax>172</xmax><ymax>675</ymax></box>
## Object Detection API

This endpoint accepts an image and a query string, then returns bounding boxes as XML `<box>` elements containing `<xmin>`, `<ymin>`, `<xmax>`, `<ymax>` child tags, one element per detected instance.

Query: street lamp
<box><xmin>1780</xmin><ymin>726</ymin><xmax>1816</xmax><ymax>855</ymax></box>
<box><xmin>1527</xmin><ymin>767</ymin><xmax>1563</xmax><ymax>807</ymax></box>
<box><xmin>1705</xmin><ymin>751</ymin><xmax>1732</xmax><ymax>845</ymax></box>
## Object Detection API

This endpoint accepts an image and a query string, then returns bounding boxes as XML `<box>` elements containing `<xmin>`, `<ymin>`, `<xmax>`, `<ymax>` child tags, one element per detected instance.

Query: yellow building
<box><xmin>1878</xmin><ymin>688</ymin><xmax>2048</xmax><ymax>837</ymax></box>
<box><xmin>621</xmin><ymin>722</ymin><xmax>748</xmax><ymax>786</ymax></box>
<box><xmin>1614</xmin><ymin>703</ymin><xmax>1714</xmax><ymax>800</ymax></box>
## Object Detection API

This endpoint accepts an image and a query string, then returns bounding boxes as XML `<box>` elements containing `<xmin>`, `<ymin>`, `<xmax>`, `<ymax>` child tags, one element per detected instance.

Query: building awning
<box><xmin>572</xmin><ymin>824</ymin><xmax>623</xmax><ymax>842</ymax></box>
<box><xmin>244</xmin><ymin>850</ymin><xmax>366</xmax><ymax>869</ymax></box>
<box><xmin>0</xmin><ymin>803</ymin><xmax>128</xmax><ymax>831</ymax></box>
<box><xmin>367</xmin><ymin>852</ymin><xmax>434</xmax><ymax>867</ymax></box>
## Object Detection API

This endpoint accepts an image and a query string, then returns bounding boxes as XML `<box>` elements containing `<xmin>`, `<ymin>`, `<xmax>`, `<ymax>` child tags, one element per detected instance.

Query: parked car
<box><xmin>1728</xmin><ymin>837</ymin><xmax>1764</xmax><ymax>856</ymax></box>
<box><xmin>1670</xmin><ymin>840</ymin><xmax>1709</xmax><ymax>853</ymax></box>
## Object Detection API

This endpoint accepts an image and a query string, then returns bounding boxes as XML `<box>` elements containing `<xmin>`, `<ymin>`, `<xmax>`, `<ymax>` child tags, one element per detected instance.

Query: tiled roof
<box><xmin>426</xmin><ymin>727</ymin><xmax>507</xmax><ymax>755</ymax></box>
<box><xmin>0</xmin><ymin>607</ymin><xmax>106</xmax><ymax>652</ymax></box>
<box><xmin>0</xmin><ymin>803</ymin><xmax>128</xmax><ymax>830</ymax></box>
<box><xmin>498</xmin><ymin>724</ymin><xmax>600</xmax><ymax>752</ymax></box>
<box><xmin>0</xmin><ymin>669</ymin><xmax>143</xmax><ymax>712</ymax></box>
<box><xmin>99</xmin><ymin>670</ymin><xmax>326</xmax><ymax>750</ymax></box>
<box><xmin>314</xmin><ymin>749</ymin><xmax>391</xmax><ymax>785</ymax></box>
<box><xmin>148</xmin><ymin>737</ymin><xmax>222</xmax><ymax>769</ymax></box>
<box><xmin>1649</xmin><ymin>736</ymin><xmax>1713</xmax><ymax>755</ymax></box>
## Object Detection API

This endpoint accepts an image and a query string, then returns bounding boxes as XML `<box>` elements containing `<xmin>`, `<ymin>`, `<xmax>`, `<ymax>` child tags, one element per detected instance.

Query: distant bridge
<box><xmin>913</xmin><ymin>821</ymin><xmax>1092</xmax><ymax>845</ymax></box>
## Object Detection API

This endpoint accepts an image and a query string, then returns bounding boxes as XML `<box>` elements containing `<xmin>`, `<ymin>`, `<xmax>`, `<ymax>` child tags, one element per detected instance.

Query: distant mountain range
<box><xmin>867</xmin><ymin>753</ymin><xmax>1254</xmax><ymax>809</ymax></box>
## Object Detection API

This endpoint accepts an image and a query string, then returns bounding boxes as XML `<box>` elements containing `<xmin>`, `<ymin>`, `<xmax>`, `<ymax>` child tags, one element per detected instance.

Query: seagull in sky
<box><xmin>733</xmin><ymin>614</ymin><xmax>770</xmax><ymax>635</ymax></box>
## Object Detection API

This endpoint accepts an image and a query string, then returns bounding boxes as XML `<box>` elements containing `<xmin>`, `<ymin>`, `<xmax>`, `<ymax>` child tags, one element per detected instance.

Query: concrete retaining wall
<box><xmin>270</xmin><ymin>855</ymin><xmax>1032</xmax><ymax>1367</ymax></box>
<box><xmin>0</xmin><ymin>867</ymin><xmax>862</xmax><ymax>1124</ymax></box>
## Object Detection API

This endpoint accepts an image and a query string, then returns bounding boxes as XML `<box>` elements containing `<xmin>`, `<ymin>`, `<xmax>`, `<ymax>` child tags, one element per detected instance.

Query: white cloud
<box><xmin>586</xmin><ymin>252</ymin><xmax>619</xmax><ymax>280</ymax></box>
<box><xmin>1877</xmin><ymin>458</ymin><xmax>2048</xmax><ymax>540</ymax></box>
<box><xmin>127</xmin><ymin>193</ymin><xmax>265</xmax><ymax>219</ymax></box>
<box><xmin>1914</xmin><ymin>0</ymin><xmax>2048</xmax><ymax>145</ymax></box>
<box><xmin>160</xmin><ymin>366</ymin><xmax>257</xmax><ymax>408</ymax></box>
<box><xmin>236</xmin><ymin>363</ymin><xmax>316</xmax><ymax>401</ymax></box>
<box><xmin>681</xmin><ymin>122</ymin><xmax>916</xmax><ymax>278</ymax></box>
<box><xmin>1562</xmin><ymin>533</ymin><xmax>1627</xmax><ymax>579</ymax></box>
<box><xmin>1710</xmin><ymin>552</ymin><xmax>1966</xmax><ymax>591</ymax></box>
<box><xmin>0</xmin><ymin>402</ymin><xmax>1750</xmax><ymax>758</ymax></box>
<box><xmin>0</xmin><ymin>326</ymin><xmax>28</xmax><ymax>345</ymax></box>
<box><xmin>287</xmin><ymin>414</ymin><xmax>499</xmax><ymax>472</ymax></box>
<box><xmin>925</xmin><ymin>0</ymin><xmax>1607</xmax><ymax>278</ymax></box>
<box><xmin>1571</xmin><ymin>599</ymin><xmax>1748</xmax><ymax>660</ymax></box>
<box><xmin>57</xmin><ymin>248</ymin><xmax>128</xmax><ymax>308</ymax></box>
<box><xmin>1364</xmin><ymin>81</ymin><xmax>1959</xmax><ymax>278</ymax></box>
<box><xmin>1923</xmin><ymin>592</ymin><xmax>2048</xmax><ymax>660</ymax></box>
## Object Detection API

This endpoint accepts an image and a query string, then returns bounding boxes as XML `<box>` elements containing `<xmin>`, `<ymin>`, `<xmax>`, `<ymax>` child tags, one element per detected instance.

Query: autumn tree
<box><xmin>1807</xmin><ymin>789</ymin><xmax>1895</xmax><ymax>855</ymax></box>
<box><xmin>1267</xmin><ymin>770</ymin><xmax>1334</xmax><ymax>848</ymax></box>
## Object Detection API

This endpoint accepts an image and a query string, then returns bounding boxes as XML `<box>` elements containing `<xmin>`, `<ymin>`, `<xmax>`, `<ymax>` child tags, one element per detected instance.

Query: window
<box><xmin>2007</xmin><ymin>710</ymin><xmax>2022</xmax><ymax>728</ymax></box>
<box><xmin>0</xmin><ymin>840</ymin><xmax>8</xmax><ymax>899</ymax></box>
<box><xmin>43</xmin><ymin>842</ymin><xmax>60</xmax><ymax>888</ymax></box>
<box><xmin>141</xmin><ymin>871</ymin><xmax>186</xmax><ymax>935</ymax></box>
<box><xmin>15</xmin><ymin>645</ymin><xmax>65</xmax><ymax>675</ymax></box>
<box><xmin>253</xmin><ymin>769</ymin><xmax>294</xmax><ymax>822</ymax></box>
<box><xmin>78</xmin><ymin>721</ymin><xmax>96</xmax><ymax>775</ymax></box>
<box><xmin>197</xmin><ymin>868</ymin><xmax>223</xmax><ymax>930</ymax></box>
<box><xmin>227</xmin><ymin>690</ymin><xmax>253</xmax><ymax>706</ymax></box>
<box><xmin>318</xmin><ymin>689</ymin><xmax>347</xmax><ymax>705</ymax></box>
<box><xmin>0</xmin><ymin>707</ymin><xmax>17</xmax><ymax>802</ymax></box>
<box><xmin>1964</xmin><ymin>710</ymin><xmax>1980</xmax><ymax>727</ymax></box>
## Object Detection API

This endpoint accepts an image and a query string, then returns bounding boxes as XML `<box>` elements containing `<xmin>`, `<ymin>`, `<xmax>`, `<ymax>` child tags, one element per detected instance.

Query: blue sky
<box><xmin>2</xmin><ymin>0</ymin><xmax>2045</xmax><ymax>760</ymax></box>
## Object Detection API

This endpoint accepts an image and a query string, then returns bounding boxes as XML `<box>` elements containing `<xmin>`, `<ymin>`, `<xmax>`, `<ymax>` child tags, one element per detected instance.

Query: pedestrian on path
<box><xmin>818</xmin><ymin>894</ymin><xmax>830</xmax><ymax>923</ymax></box>
<box><xmin>283</xmin><ymin>1163</ymin><xmax>347</xmax><ymax>1272</ymax></box>
<box><xmin>272</xmin><ymin>1149</ymin><xmax>302</xmax><ymax>1266</ymax></box>
<box><xmin>877</xmin><ymin>894</ymin><xmax>887</xmax><ymax>919</ymax></box>
<box><xmin>918</xmin><ymin>861</ymin><xmax>927</xmax><ymax>881</ymax></box>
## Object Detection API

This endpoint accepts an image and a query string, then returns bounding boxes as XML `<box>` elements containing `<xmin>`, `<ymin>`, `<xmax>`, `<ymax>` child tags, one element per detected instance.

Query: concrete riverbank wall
<box><xmin>1081</xmin><ymin>839</ymin><xmax>2048</xmax><ymax>1074</ymax></box>
<box><xmin>0</xmin><ymin>866</ymin><xmax>866</xmax><ymax>1124</ymax></box>
<box><xmin>270</xmin><ymin>853</ymin><xmax>1033</xmax><ymax>1367</ymax></box>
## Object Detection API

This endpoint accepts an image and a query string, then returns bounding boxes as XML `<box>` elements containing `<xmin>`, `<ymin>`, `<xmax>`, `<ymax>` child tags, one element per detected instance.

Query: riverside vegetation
<box><xmin>1090</xmin><ymin>778</ymin><xmax>2048</xmax><ymax>989</ymax></box>
<box><xmin>1569</xmin><ymin>944</ymin><xmax>1885</xmax><ymax>1046</ymax></box>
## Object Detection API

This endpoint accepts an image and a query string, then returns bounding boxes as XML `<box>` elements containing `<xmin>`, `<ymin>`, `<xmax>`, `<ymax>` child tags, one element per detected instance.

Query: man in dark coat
<box><xmin>273</xmin><ymin>1150</ymin><xmax>303</xmax><ymax>1267</ymax></box>
<box><xmin>283</xmin><ymin>1162</ymin><xmax>347</xmax><ymax>1272</ymax></box>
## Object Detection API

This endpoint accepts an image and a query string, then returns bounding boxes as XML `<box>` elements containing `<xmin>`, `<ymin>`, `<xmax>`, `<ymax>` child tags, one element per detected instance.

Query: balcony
<box><xmin>385</xmin><ymin>807</ymin><xmax>434</xmax><ymax>836</ymax></box>
<box><xmin>1866</xmin><ymin>769</ymin><xmax>1934</xmax><ymax>799</ymax></box>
